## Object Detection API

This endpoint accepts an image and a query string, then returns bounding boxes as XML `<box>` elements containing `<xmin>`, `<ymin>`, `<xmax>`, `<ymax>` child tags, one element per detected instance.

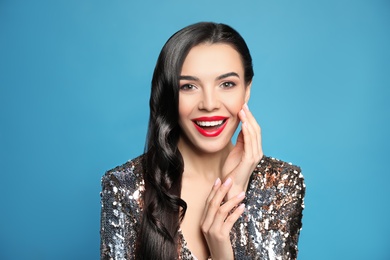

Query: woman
<box><xmin>101</xmin><ymin>22</ymin><xmax>305</xmax><ymax>260</ymax></box>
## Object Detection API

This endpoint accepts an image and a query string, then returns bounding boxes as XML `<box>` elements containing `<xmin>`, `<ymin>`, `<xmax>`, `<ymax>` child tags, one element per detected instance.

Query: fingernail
<box><xmin>237</xmin><ymin>191</ymin><xmax>245</xmax><ymax>199</ymax></box>
<box><xmin>240</xmin><ymin>109</ymin><xmax>246</xmax><ymax>117</ymax></box>
<box><xmin>214</xmin><ymin>178</ymin><xmax>221</xmax><ymax>186</ymax></box>
<box><xmin>223</xmin><ymin>177</ymin><xmax>232</xmax><ymax>186</ymax></box>
<box><xmin>244</xmin><ymin>103</ymin><xmax>249</xmax><ymax>110</ymax></box>
<box><xmin>238</xmin><ymin>203</ymin><xmax>246</xmax><ymax>210</ymax></box>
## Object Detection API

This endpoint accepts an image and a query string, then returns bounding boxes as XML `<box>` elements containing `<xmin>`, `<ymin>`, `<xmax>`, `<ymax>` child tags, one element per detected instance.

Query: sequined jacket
<box><xmin>100</xmin><ymin>155</ymin><xmax>305</xmax><ymax>260</ymax></box>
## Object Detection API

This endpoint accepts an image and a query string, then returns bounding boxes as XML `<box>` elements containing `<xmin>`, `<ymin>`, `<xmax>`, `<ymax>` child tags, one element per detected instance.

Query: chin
<box><xmin>179</xmin><ymin>121</ymin><xmax>238</xmax><ymax>154</ymax></box>
<box><xmin>193</xmin><ymin>135</ymin><xmax>234</xmax><ymax>154</ymax></box>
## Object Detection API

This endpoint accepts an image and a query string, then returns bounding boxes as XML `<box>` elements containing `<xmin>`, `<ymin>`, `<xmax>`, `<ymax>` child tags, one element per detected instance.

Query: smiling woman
<box><xmin>178</xmin><ymin>44</ymin><xmax>249</xmax><ymax>147</ymax></box>
<box><xmin>100</xmin><ymin>22</ymin><xmax>305</xmax><ymax>260</ymax></box>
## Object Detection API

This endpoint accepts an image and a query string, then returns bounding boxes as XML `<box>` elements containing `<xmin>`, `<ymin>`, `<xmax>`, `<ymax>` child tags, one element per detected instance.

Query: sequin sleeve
<box><xmin>231</xmin><ymin>156</ymin><xmax>305</xmax><ymax>260</ymax></box>
<box><xmin>100</xmin><ymin>159</ymin><xmax>144</xmax><ymax>260</ymax></box>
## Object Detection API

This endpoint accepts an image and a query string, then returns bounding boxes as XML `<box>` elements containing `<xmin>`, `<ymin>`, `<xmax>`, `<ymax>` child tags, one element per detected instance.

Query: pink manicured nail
<box><xmin>214</xmin><ymin>178</ymin><xmax>221</xmax><ymax>186</ymax></box>
<box><xmin>223</xmin><ymin>177</ymin><xmax>232</xmax><ymax>186</ymax></box>
<box><xmin>244</xmin><ymin>103</ymin><xmax>249</xmax><ymax>110</ymax></box>
<box><xmin>236</xmin><ymin>191</ymin><xmax>245</xmax><ymax>199</ymax></box>
<box><xmin>240</xmin><ymin>109</ymin><xmax>246</xmax><ymax>117</ymax></box>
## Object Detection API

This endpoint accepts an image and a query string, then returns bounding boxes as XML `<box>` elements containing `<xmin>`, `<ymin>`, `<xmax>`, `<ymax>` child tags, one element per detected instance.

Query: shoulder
<box><xmin>232</xmin><ymin>156</ymin><xmax>305</xmax><ymax>259</ymax></box>
<box><xmin>250</xmin><ymin>155</ymin><xmax>305</xmax><ymax>197</ymax></box>
<box><xmin>100</xmin><ymin>155</ymin><xmax>145</xmax><ymax>259</ymax></box>
<box><xmin>255</xmin><ymin>155</ymin><xmax>304</xmax><ymax>183</ymax></box>
<box><xmin>101</xmin><ymin>154</ymin><xmax>145</xmax><ymax>190</ymax></box>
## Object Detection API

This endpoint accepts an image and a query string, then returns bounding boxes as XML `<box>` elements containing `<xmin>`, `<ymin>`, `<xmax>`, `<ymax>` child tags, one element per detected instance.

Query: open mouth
<box><xmin>195</xmin><ymin>119</ymin><xmax>226</xmax><ymax>129</ymax></box>
<box><xmin>192</xmin><ymin>117</ymin><xmax>229</xmax><ymax>137</ymax></box>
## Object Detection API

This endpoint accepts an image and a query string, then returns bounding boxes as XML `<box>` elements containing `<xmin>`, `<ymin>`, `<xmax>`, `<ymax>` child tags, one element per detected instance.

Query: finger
<box><xmin>201</xmin><ymin>177</ymin><xmax>222</xmax><ymax>223</ymax></box>
<box><xmin>207</xmin><ymin>192</ymin><xmax>246</xmax><ymax>239</ymax></box>
<box><xmin>211</xmin><ymin>191</ymin><xmax>245</xmax><ymax>226</ymax></box>
<box><xmin>206</xmin><ymin>178</ymin><xmax>222</xmax><ymax>204</ymax></box>
<box><xmin>221</xmin><ymin>203</ymin><xmax>246</xmax><ymax>234</ymax></box>
<box><xmin>201</xmin><ymin>178</ymin><xmax>233</xmax><ymax>230</ymax></box>
<box><xmin>241</xmin><ymin>120</ymin><xmax>256</xmax><ymax>169</ymax></box>
<box><xmin>239</xmin><ymin>108</ymin><xmax>252</xmax><ymax>152</ymax></box>
<box><xmin>242</xmin><ymin>104</ymin><xmax>262</xmax><ymax>161</ymax></box>
<box><xmin>245</xmin><ymin>119</ymin><xmax>259</xmax><ymax>162</ymax></box>
<box><xmin>243</xmin><ymin>103</ymin><xmax>262</xmax><ymax>155</ymax></box>
<box><xmin>243</xmin><ymin>103</ymin><xmax>260</xmax><ymax>133</ymax></box>
<box><xmin>234</xmin><ymin>130</ymin><xmax>244</xmax><ymax>150</ymax></box>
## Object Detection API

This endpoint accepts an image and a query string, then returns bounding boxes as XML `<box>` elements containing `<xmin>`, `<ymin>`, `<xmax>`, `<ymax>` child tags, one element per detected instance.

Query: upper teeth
<box><xmin>196</xmin><ymin>120</ymin><xmax>224</xmax><ymax>127</ymax></box>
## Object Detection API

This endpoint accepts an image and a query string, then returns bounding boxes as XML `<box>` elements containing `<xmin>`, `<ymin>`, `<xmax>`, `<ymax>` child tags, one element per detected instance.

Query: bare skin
<box><xmin>178</xmin><ymin>43</ymin><xmax>262</xmax><ymax>260</ymax></box>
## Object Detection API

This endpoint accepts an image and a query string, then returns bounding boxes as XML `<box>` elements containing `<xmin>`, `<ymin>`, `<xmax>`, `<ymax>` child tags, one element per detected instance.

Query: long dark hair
<box><xmin>136</xmin><ymin>22</ymin><xmax>254</xmax><ymax>259</ymax></box>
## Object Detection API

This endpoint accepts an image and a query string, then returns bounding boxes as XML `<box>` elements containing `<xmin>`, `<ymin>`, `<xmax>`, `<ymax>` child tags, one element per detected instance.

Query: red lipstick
<box><xmin>192</xmin><ymin>116</ymin><xmax>229</xmax><ymax>137</ymax></box>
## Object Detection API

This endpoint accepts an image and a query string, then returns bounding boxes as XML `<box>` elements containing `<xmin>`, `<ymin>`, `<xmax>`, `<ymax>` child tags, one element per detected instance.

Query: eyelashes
<box><xmin>220</xmin><ymin>81</ymin><xmax>236</xmax><ymax>88</ymax></box>
<box><xmin>179</xmin><ymin>84</ymin><xmax>197</xmax><ymax>91</ymax></box>
<box><xmin>179</xmin><ymin>81</ymin><xmax>237</xmax><ymax>91</ymax></box>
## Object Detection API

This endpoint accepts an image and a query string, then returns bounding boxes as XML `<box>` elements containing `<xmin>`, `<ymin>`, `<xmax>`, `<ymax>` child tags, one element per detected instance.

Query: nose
<box><xmin>198</xmin><ymin>87</ymin><xmax>220</xmax><ymax>111</ymax></box>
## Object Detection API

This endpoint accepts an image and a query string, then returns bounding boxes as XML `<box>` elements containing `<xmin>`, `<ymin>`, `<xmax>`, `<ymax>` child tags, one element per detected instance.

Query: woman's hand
<box><xmin>222</xmin><ymin>103</ymin><xmax>263</xmax><ymax>199</ymax></box>
<box><xmin>201</xmin><ymin>177</ymin><xmax>246</xmax><ymax>260</ymax></box>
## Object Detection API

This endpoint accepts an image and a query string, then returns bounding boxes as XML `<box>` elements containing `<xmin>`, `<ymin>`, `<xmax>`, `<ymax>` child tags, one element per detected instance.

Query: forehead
<box><xmin>181</xmin><ymin>43</ymin><xmax>244</xmax><ymax>77</ymax></box>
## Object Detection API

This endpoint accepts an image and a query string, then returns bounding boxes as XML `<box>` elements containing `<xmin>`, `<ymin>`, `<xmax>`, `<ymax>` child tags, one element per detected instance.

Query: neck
<box><xmin>178</xmin><ymin>136</ymin><xmax>233</xmax><ymax>182</ymax></box>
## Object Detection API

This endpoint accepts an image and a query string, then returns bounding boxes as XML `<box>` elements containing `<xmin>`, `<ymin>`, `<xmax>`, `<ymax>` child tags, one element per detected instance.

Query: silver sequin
<box><xmin>100</xmin><ymin>155</ymin><xmax>305</xmax><ymax>259</ymax></box>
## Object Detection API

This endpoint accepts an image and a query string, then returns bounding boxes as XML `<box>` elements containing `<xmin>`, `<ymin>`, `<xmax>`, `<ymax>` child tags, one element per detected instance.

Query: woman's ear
<box><xmin>245</xmin><ymin>82</ymin><xmax>252</xmax><ymax>103</ymax></box>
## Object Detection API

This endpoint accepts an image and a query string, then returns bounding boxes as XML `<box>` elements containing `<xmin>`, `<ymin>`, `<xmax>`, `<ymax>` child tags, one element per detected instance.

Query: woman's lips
<box><xmin>192</xmin><ymin>116</ymin><xmax>229</xmax><ymax>137</ymax></box>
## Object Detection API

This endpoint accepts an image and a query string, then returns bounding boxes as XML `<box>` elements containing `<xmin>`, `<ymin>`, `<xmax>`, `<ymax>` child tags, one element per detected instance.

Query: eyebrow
<box><xmin>179</xmin><ymin>72</ymin><xmax>240</xmax><ymax>81</ymax></box>
<box><xmin>216</xmin><ymin>72</ymin><xmax>240</xmax><ymax>80</ymax></box>
<box><xmin>179</xmin><ymin>75</ymin><xmax>200</xmax><ymax>81</ymax></box>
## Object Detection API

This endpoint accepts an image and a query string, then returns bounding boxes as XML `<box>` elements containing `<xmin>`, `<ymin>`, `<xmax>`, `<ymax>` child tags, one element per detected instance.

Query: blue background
<box><xmin>1</xmin><ymin>1</ymin><xmax>389</xmax><ymax>259</ymax></box>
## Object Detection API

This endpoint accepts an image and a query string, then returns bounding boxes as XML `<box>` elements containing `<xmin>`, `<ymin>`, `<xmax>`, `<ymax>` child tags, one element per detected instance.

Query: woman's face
<box><xmin>178</xmin><ymin>43</ymin><xmax>251</xmax><ymax>154</ymax></box>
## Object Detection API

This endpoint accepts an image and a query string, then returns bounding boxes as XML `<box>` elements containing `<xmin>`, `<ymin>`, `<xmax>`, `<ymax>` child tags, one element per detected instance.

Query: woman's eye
<box><xmin>221</xmin><ymin>82</ymin><xmax>236</xmax><ymax>88</ymax></box>
<box><xmin>180</xmin><ymin>84</ymin><xmax>197</xmax><ymax>90</ymax></box>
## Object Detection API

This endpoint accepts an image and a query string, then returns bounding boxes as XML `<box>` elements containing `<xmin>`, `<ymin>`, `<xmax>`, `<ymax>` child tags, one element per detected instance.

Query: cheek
<box><xmin>178</xmin><ymin>97</ymin><xmax>193</xmax><ymax>122</ymax></box>
<box><xmin>225</xmin><ymin>95</ymin><xmax>245</xmax><ymax>116</ymax></box>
